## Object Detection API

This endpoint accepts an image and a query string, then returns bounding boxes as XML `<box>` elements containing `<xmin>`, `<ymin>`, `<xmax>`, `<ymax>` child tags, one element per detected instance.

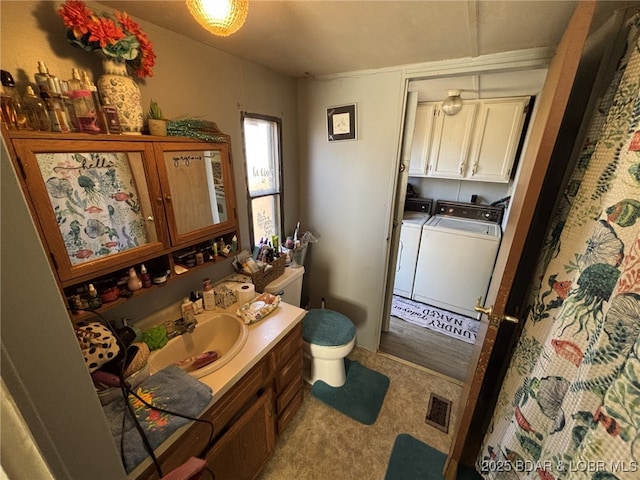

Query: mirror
<box><xmin>162</xmin><ymin>148</ymin><xmax>229</xmax><ymax>238</ymax></box>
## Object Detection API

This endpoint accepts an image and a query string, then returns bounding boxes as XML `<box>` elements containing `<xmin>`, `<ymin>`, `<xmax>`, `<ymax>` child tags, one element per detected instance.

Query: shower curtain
<box><xmin>478</xmin><ymin>12</ymin><xmax>640</xmax><ymax>480</ymax></box>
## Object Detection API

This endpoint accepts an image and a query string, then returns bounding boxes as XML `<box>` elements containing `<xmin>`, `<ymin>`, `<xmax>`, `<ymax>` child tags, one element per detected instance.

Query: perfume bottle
<box><xmin>23</xmin><ymin>86</ymin><xmax>50</xmax><ymax>131</ymax></box>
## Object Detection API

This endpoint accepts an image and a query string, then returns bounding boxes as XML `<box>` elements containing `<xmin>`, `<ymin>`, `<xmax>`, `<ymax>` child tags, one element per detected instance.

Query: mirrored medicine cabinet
<box><xmin>6</xmin><ymin>131</ymin><xmax>239</xmax><ymax>295</ymax></box>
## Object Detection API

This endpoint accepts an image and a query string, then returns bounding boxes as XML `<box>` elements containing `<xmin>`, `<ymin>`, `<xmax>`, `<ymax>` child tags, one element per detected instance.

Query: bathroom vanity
<box><xmin>132</xmin><ymin>302</ymin><xmax>306</xmax><ymax>480</ymax></box>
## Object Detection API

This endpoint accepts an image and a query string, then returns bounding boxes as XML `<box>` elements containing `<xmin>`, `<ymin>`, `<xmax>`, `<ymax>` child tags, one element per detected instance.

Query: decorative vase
<box><xmin>97</xmin><ymin>58</ymin><xmax>143</xmax><ymax>135</ymax></box>
<box><xmin>148</xmin><ymin>118</ymin><xmax>167</xmax><ymax>136</ymax></box>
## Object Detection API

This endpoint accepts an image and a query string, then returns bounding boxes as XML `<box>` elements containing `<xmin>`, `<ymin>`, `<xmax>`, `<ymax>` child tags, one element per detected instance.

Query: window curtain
<box><xmin>479</xmin><ymin>12</ymin><xmax>640</xmax><ymax>480</ymax></box>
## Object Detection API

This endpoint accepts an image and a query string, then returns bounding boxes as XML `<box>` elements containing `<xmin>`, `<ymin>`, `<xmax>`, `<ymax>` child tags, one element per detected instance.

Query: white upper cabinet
<box><xmin>408</xmin><ymin>103</ymin><xmax>437</xmax><ymax>175</ymax></box>
<box><xmin>428</xmin><ymin>102</ymin><xmax>477</xmax><ymax>179</ymax></box>
<box><xmin>408</xmin><ymin>96</ymin><xmax>530</xmax><ymax>183</ymax></box>
<box><xmin>466</xmin><ymin>97</ymin><xmax>530</xmax><ymax>182</ymax></box>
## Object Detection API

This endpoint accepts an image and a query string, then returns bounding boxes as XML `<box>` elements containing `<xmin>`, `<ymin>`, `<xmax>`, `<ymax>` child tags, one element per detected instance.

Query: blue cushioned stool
<box><xmin>302</xmin><ymin>309</ymin><xmax>356</xmax><ymax>387</ymax></box>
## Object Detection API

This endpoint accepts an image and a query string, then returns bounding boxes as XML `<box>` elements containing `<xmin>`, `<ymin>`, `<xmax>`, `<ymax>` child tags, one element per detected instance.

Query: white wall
<box><xmin>297</xmin><ymin>71</ymin><xmax>406</xmax><ymax>349</ymax></box>
<box><xmin>1</xmin><ymin>1</ymin><xmax>299</xmax><ymax>477</ymax></box>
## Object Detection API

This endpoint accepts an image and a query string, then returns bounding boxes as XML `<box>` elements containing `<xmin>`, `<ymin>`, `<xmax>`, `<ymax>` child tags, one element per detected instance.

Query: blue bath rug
<box><xmin>311</xmin><ymin>358</ymin><xmax>389</xmax><ymax>425</ymax></box>
<box><xmin>385</xmin><ymin>434</ymin><xmax>482</xmax><ymax>480</ymax></box>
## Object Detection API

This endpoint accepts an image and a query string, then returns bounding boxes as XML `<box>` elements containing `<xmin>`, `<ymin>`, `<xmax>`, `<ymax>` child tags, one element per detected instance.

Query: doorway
<box><xmin>379</xmin><ymin>70</ymin><xmax>548</xmax><ymax>381</ymax></box>
<box><xmin>380</xmin><ymin>306</ymin><xmax>474</xmax><ymax>381</ymax></box>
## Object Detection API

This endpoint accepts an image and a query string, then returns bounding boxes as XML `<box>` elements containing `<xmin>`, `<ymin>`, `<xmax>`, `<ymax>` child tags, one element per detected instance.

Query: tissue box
<box><xmin>214</xmin><ymin>284</ymin><xmax>236</xmax><ymax>309</ymax></box>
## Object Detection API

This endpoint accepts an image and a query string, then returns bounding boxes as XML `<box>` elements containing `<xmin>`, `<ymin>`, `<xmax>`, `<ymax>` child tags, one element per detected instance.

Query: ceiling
<box><xmin>104</xmin><ymin>1</ymin><xmax>639</xmax><ymax>78</ymax></box>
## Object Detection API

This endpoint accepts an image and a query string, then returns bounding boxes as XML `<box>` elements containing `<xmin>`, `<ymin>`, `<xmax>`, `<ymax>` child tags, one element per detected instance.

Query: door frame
<box><xmin>381</xmin><ymin>49</ymin><xmax>555</xmax><ymax>338</ymax></box>
<box><xmin>443</xmin><ymin>2</ymin><xmax>597</xmax><ymax>477</ymax></box>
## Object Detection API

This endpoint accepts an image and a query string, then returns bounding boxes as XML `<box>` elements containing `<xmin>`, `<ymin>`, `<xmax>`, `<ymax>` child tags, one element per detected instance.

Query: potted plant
<box><xmin>147</xmin><ymin>99</ymin><xmax>167</xmax><ymax>136</ymax></box>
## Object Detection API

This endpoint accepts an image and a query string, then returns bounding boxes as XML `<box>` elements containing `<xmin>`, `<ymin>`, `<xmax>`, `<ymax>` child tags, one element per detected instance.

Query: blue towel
<box><xmin>102</xmin><ymin>365</ymin><xmax>213</xmax><ymax>472</ymax></box>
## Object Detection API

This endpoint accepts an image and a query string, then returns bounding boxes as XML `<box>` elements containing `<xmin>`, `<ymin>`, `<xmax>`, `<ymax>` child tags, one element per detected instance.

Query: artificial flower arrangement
<box><xmin>58</xmin><ymin>0</ymin><xmax>156</xmax><ymax>79</ymax></box>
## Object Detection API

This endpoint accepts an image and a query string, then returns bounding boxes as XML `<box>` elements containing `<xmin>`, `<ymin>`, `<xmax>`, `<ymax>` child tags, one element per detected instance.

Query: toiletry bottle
<box><xmin>217</xmin><ymin>238</ymin><xmax>225</xmax><ymax>255</ymax></box>
<box><xmin>68</xmin><ymin>69</ymin><xmax>99</xmax><ymax>133</ymax></box>
<box><xmin>127</xmin><ymin>267</ymin><xmax>142</xmax><ymax>292</ymax></box>
<box><xmin>34</xmin><ymin>61</ymin><xmax>52</xmax><ymax>93</ymax></box>
<box><xmin>87</xmin><ymin>283</ymin><xmax>102</xmax><ymax>309</ymax></box>
<box><xmin>0</xmin><ymin>70</ymin><xmax>29</xmax><ymax>129</ymax></box>
<box><xmin>39</xmin><ymin>84</ymin><xmax>69</xmax><ymax>132</ymax></box>
<box><xmin>139</xmin><ymin>264</ymin><xmax>152</xmax><ymax>288</ymax></box>
<box><xmin>181</xmin><ymin>297</ymin><xmax>196</xmax><ymax>323</ymax></box>
<box><xmin>202</xmin><ymin>278</ymin><xmax>216</xmax><ymax>311</ymax></box>
<box><xmin>101</xmin><ymin>97</ymin><xmax>122</xmax><ymax>134</ymax></box>
<box><xmin>0</xmin><ymin>82</ymin><xmax>17</xmax><ymax>129</ymax></box>
<box><xmin>59</xmin><ymin>80</ymin><xmax>79</xmax><ymax>132</ymax></box>
<box><xmin>231</xmin><ymin>235</ymin><xmax>238</xmax><ymax>253</ymax></box>
<box><xmin>82</xmin><ymin>71</ymin><xmax>111</xmax><ymax>134</ymax></box>
<box><xmin>22</xmin><ymin>86</ymin><xmax>50</xmax><ymax>131</ymax></box>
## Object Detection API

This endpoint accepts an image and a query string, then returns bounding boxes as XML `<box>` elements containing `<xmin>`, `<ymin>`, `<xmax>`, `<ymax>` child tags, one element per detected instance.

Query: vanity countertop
<box><xmin>129</xmin><ymin>301</ymin><xmax>306</xmax><ymax>478</ymax></box>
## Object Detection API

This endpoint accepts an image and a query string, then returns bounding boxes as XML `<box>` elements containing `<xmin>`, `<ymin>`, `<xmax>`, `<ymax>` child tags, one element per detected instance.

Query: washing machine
<box><xmin>393</xmin><ymin>198</ymin><xmax>433</xmax><ymax>298</ymax></box>
<box><xmin>412</xmin><ymin>201</ymin><xmax>503</xmax><ymax>318</ymax></box>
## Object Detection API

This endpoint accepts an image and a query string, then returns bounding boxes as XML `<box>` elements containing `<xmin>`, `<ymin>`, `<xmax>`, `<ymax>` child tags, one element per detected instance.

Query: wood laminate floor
<box><xmin>379</xmin><ymin>314</ymin><xmax>474</xmax><ymax>382</ymax></box>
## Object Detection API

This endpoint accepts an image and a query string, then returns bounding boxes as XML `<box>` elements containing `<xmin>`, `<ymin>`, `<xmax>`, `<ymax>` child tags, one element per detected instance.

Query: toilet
<box><xmin>262</xmin><ymin>268</ymin><xmax>356</xmax><ymax>387</ymax></box>
<box><xmin>302</xmin><ymin>309</ymin><xmax>356</xmax><ymax>387</ymax></box>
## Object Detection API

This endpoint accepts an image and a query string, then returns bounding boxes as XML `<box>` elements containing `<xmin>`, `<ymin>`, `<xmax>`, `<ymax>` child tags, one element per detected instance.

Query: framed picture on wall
<box><xmin>327</xmin><ymin>104</ymin><xmax>357</xmax><ymax>141</ymax></box>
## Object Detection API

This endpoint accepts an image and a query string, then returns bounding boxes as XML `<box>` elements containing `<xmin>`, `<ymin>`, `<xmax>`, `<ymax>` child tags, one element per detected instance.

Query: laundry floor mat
<box><xmin>311</xmin><ymin>358</ymin><xmax>390</xmax><ymax>425</ymax></box>
<box><xmin>391</xmin><ymin>295</ymin><xmax>479</xmax><ymax>344</ymax></box>
<box><xmin>384</xmin><ymin>434</ymin><xmax>482</xmax><ymax>480</ymax></box>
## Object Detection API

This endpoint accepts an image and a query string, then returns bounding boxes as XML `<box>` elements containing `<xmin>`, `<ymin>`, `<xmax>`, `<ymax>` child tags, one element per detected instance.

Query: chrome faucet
<box><xmin>165</xmin><ymin>318</ymin><xmax>198</xmax><ymax>339</ymax></box>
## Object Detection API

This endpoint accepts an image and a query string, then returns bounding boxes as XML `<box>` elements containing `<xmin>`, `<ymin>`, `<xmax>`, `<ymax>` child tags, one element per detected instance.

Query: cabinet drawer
<box><xmin>272</xmin><ymin>323</ymin><xmax>302</xmax><ymax>367</ymax></box>
<box><xmin>211</xmin><ymin>357</ymin><xmax>271</xmax><ymax>433</ymax></box>
<box><xmin>276</xmin><ymin>376</ymin><xmax>303</xmax><ymax>414</ymax></box>
<box><xmin>275</xmin><ymin>349</ymin><xmax>302</xmax><ymax>393</ymax></box>
<box><xmin>277</xmin><ymin>389</ymin><xmax>303</xmax><ymax>435</ymax></box>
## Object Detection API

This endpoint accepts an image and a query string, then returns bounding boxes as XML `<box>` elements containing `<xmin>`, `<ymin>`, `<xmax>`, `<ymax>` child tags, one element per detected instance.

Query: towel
<box><xmin>102</xmin><ymin>365</ymin><xmax>213</xmax><ymax>472</ymax></box>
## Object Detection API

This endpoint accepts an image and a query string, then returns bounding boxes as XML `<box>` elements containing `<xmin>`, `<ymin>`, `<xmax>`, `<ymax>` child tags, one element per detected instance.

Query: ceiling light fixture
<box><xmin>186</xmin><ymin>0</ymin><xmax>249</xmax><ymax>37</ymax></box>
<box><xmin>442</xmin><ymin>89</ymin><xmax>463</xmax><ymax>116</ymax></box>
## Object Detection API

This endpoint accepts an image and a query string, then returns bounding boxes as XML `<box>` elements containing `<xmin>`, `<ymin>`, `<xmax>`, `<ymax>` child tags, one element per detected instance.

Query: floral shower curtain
<box><xmin>479</xmin><ymin>12</ymin><xmax>640</xmax><ymax>480</ymax></box>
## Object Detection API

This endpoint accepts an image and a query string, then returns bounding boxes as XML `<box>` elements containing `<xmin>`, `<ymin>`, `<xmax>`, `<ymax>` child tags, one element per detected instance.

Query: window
<box><xmin>241</xmin><ymin>113</ymin><xmax>284</xmax><ymax>248</ymax></box>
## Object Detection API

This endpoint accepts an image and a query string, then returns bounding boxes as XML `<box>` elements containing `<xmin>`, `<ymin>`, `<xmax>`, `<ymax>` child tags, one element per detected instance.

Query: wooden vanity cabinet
<box><xmin>136</xmin><ymin>323</ymin><xmax>304</xmax><ymax>480</ymax></box>
<box><xmin>271</xmin><ymin>322</ymin><xmax>304</xmax><ymax>435</ymax></box>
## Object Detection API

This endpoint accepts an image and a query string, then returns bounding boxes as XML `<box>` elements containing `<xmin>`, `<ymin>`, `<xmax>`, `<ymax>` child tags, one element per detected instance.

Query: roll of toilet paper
<box><xmin>236</xmin><ymin>283</ymin><xmax>256</xmax><ymax>306</ymax></box>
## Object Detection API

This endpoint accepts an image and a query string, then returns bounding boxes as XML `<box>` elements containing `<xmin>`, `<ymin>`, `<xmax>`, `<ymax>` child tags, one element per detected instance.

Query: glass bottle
<box><xmin>1</xmin><ymin>70</ymin><xmax>29</xmax><ymax>130</ymax></box>
<box><xmin>23</xmin><ymin>86</ymin><xmax>50</xmax><ymax>131</ymax></box>
<box><xmin>139</xmin><ymin>264</ymin><xmax>152</xmax><ymax>288</ymax></box>
<box><xmin>81</xmin><ymin>71</ymin><xmax>108</xmax><ymax>134</ymax></box>
<box><xmin>39</xmin><ymin>84</ymin><xmax>69</xmax><ymax>132</ymax></box>
<box><xmin>59</xmin><ymin>80</ymin><xmax>79</xmax><ymax>132</ymax></box>
<box><xmin>0</xmin><ymin>83</ymin><xmax>17</xmax><ymax>129</ymax></box>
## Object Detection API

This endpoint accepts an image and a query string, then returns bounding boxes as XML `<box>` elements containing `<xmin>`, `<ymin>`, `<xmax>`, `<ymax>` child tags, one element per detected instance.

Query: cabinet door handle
<box><xmin>472</xmin><ymin>161</ymin><xmax>478</xmax><ymax>175</ymax></box>
<box><xmin>459</xmin><ymin>162</ymin><xmax>465</xmax><ymax>175</ymax></box>
<box><xmin>147</xmin><ymin>216</ymin><xmax>154</xmax><ymax>222</ymax></box>
<box><xmin>164</xmin><ymin>194</ymin><xmax>172</xmax><ymax>202</ymax></box>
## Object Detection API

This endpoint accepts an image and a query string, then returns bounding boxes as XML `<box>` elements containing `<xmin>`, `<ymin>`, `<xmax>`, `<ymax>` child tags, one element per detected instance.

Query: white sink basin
<box><xmin>148</xmin><ymin>313</ymin><xmax>249</xmax><ymax>378</ymax></box>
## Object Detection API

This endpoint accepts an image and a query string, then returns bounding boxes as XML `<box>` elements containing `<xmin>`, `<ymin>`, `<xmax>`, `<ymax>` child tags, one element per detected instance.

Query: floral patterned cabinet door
<box><xmin>11</xmin><ymin>138</ymin><xmax>168</xmax><ymax>284</ymax></box>
<box><xmin>153</xmin><ymin>141</ymin><xmax>238</xmax><ymax>247</ymax></box>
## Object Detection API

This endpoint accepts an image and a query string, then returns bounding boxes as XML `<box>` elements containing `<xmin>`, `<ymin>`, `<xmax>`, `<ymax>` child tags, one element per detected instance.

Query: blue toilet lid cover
<box><xmin>302</xmin><ymin>309</ymin><xmax>356</xmax><ymax>347</ymax></box>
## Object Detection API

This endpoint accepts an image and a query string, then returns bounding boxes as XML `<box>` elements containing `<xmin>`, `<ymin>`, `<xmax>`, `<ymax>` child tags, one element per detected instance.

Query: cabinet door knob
<box><xmin>147</xmin><ymin>216</ymin><xmax>154</xmax><ymax>222</ymax></box>
<box><xmin>164</xmin><ymin>194</ymin><xmax>172</xmax><ymax>202</ymax></box>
